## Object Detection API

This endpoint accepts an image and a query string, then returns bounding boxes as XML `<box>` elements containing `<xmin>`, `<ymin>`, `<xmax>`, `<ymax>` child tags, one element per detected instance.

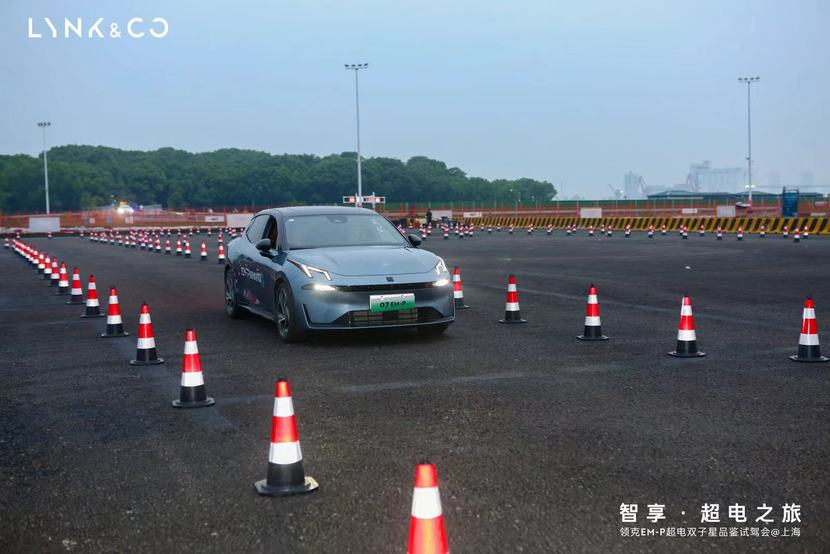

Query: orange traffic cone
<box><xmin>81</xmin><ymin>275</ymin><xmax>105</xmax><ymax>318</ymax></box>
<box><xmin>499</xmin><ymin>275</ymin><xmax>526</xmax><ymax>324</ymax></box>
<box><xmin>668</xmin><ymin>294</ymin><xmax>705</xmax><ymax>357</ymax></box>
<box><xmin>101</xmin><ymin>286</ymin><xmax>129</xmax><ymax>337</ymax></box>
<box><xmin>66</xmin><ymin>267</ymin><xmax>84</xmax><ymax>304</ymax></box>
<box><xmin>790</xmin><ymin>296</ymin><xmax>829</xmax><ymax>362</ymax></box>
<box><xmin>172</xmin><ymin>328</ymin><xmax>214</xmax><ymax>408</ymax></box>
<box><xmin>254</xmin><ymin>377</ymin><xmax>318</xmax><ymax>495</ymax></box>
<box><xmin>130</xmin><ymin>303</ymin><xmax>164</xmax><ymax>365</ymax></box>
<box><xmin>577</xmin><ymin>284</ymin><xmax>609</xmax><ymax>340</ymax></box>
<box><xmin>452</xmin><ymin>267</ymin><xmax>469</xmax><ymax>310</ymax></box>
<box><xmin>407</xmin><ymin>462</ymin><xmax>449</xmax><ymax>554</ymax></box>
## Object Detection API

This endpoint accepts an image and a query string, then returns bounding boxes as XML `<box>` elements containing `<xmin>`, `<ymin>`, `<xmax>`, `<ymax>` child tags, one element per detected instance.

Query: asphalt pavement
<box><xmin>1</xmin><ymin>230</ymin><xmax>829</xmax><ymax>553</ymax></box>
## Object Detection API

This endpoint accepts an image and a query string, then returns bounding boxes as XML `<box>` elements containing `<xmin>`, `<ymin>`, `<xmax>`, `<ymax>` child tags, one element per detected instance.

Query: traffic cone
<box><xmin>443</xmin><ymin>228</ymin><xmax>449</xmax><ymax>240</ymax></box>
<box><xmin>452</xmin><ymin>267</ymin><xmax>469</xmax><ymax>310</ymax></box>
<box><xmin>803</xmin><ymin>226</ymin><xmax>809</xmax><ymax>240</ymax></box>
<box><xmin>81</xmin><ymin>275</ymin><xmax>105</xmax><ymax>318</ymax></box>
<box><xmin>49</xmin><ymin>259</ymin><xmax>60</xmax><ymax>286</ymax></box>
<box><xmin>782</xmin><ymin>225</ymin><xmax>789</xmax><ymax>239</ymax></box>
<box><xmin>668</xmin><ymin>295</ymin><xmax>705</xmax><ymax>357</ymax></box>
<box><xmin>547</xmin><ymin>224</ymin><xmax>553</xmax><ymax>235</ymax></box>
<box><xmin>716</xmin><ymin>227</ymin><xmax>723</xmax><ymax>240</ymax></box>
<box><xmin>217</xmin><ymin>243</ymin><xmax>226</xmax><ymax>264</ymax></box>
<box><xmin>625</xmin><ymin>224</ymin><xmax>631</xmax><ymax>238</ymax></box>
<box><xmin>699</xmin><ymin>225</ymin><xmax>705</xmax><ymax>237</ymax></box>
<box><xmin>200</xmin><ymin>241</ymin><xmax>208</xmax><ymax>261</ymax></box>
<box><xmin>155</xmin><ymin>237</ymin><xmax>162</xmax><ymax>252</ymax></box>
<box><xmin>54</xmin><ymin>262</ymin><xmax>70</xmax><ymax>295</ymax></box>
<box><xmin>101</xmin><ymin>286</ymin><xmax>129</xmax><ymax>337</ymax></box>
<box><xmin>736</xmin><ymin>226</ymin><xmax>744</xmax><ymax>241</ymax></box>
<box><xmin>254</xmin><ymin>377</ymin><xmax>318</xmax><ymax>495</ymax></box>
<box><xmin>184</xmin><ymin>240</ymin><xmax>192</xmax><ymax>258</ymax></box>
<box><xmin>577</xmin><ymin>284</ymin><xmax>609</xmax><ymax>341</ymax></box>
<box><xmin>499</xmin><ymin>275</ymin><xmax>526</xmax><ymax>324</ymax></box>
<box><xmin>647</xmin><ymin>225</ymin><xmax>654</xmax><ymax>238</ymax></box>
<box><xmin>508</xmin><ymin>224</ymin><xmax>514</xmax><ymax>235</ymax></box>
<box><xmin>407</xmin><ymin>462</ymin><xmax>449</xmax><ymax>554</ymax></box>
<box><xmin>47</xmin><ymin>231</ymin><xmax>52</xmax><ymax>239</ymax></box>
<box><xmin>129</xmin><ymin>303</ymin><xmax>165</xmax><ymax>365</ymax></box>
<box><xmin>43</xmin><ymin>254</ymin><xmax>52</xmax><ymax>279</ymax></box>
<box><xmin>661</xmin><ymin>224</ymin><xmax>667</xmax><ymax>236</ymax></box>
<box><xmin>66</xmin><ymin>267</ymin><xmax>84</xmax><ymax>304</ymax></box>
<box><xmin>175</xmin><ymin>239</ymin><xmax>182</xmax><ymax>256</ymax></box>
<box><xmin>496</xmin><ymin>224</ymin><xmax>501</xmax><ymax>232</ymax></box>
<box><xmin>759</xmin><ymin>225</ymin><xmax>766</xmax><ymax>238</ymax></box>
<box><xmin>172</xmin><ymin>328</ymin><xmax>215</xmax><ymax>408</ymax></box>
<box><xmin>165</xmin><ymin>239</ymin><xmax>172</xmax><ymax>254</ymax></box>
<box><xmin>793</xmin><ymin>228</ymin><xmax>801</xmax><ymax>242</ymax></box>
<box><xmin>789</xmin><ymin>296</ymin><xmax>828</xmax><ymax>362</ymax></box>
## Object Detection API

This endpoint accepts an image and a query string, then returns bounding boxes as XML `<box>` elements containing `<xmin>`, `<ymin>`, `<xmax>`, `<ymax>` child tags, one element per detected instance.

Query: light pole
<box><xmin>37</xmin><ymin>121</ymin><xmax>51</xmax><ymax>213</ymax></box>
<box><xmin>345</xmin><ymin>63</ymin><xmax>368</xmax><ymax>207</ymax></box>
<box><xmin>738</xmin><ymin>76</ymin><xmax>759</xmax><ymax>204</ymax></box>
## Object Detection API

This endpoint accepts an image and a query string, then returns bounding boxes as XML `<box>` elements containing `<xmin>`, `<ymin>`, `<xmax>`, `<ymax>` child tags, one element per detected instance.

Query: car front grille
<box><xmin>335</xmin><ymin>282</ymin><xmax>434</xmax><ymax>292</ymax></box>
<box><xmin>333</xmin><ymin>307</ymin><xmax>445</xmax><ymax>327</ymax></box>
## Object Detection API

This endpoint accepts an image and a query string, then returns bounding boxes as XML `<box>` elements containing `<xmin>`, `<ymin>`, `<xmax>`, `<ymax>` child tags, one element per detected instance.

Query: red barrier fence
<box><xmin>2</xmin><ymin>198</ymin><xmax>829</xmax><ymax>230</ymax></box>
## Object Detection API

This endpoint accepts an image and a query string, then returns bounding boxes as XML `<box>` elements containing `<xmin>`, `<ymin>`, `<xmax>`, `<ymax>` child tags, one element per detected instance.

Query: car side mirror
<box><xmin>408</xmin><ymin>234</ymin><xmax>422</xmax><ymax>248</ymax></box>
<box><xmin>255</xmin><ymin>238</ymin><xmax>272</xmax><ymax>253</ymax></box>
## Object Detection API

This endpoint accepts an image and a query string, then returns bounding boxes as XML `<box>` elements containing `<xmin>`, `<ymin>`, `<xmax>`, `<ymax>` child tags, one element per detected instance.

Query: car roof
<box><xmin>256</xmin><ymin>206</ymin><xmax>378</xmax><ymax>217</ymax></box>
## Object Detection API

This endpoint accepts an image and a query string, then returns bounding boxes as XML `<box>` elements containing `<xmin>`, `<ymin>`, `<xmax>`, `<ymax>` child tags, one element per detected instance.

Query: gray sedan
<box><xmin>224</xmin><ymin>206</ymin><xmax>455</xmax><ymax>341</ymax></box>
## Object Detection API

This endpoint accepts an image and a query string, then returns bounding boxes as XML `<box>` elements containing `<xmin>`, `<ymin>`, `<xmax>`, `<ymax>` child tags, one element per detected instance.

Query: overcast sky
<box><xmin>1</xmin><ymin>0</ymin><xmax>828</xmax><ymax>198</ymax></box>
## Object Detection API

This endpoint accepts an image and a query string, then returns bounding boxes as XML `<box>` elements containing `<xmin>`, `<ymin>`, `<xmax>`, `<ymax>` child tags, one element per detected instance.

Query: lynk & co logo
<box><xmin>28</xmin><ymin>17</ymin><xmax>169</xmax><ymax>39</ymax></box>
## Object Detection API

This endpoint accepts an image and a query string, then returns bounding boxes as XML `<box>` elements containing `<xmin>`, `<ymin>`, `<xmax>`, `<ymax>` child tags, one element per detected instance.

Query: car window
<box><xmin>285</xmin><ymin>214</ymin><xmax>409</xmax><ymax>249</ymax></box>
<box><xmin>264</xmin><ymin>216</ymin><xmax>278</xmax><ymax>247</ymax></box>
<box><xmin>245</xmin><ymin>215</ymin><xmax>269</xmax><ymax>243</ymax></box>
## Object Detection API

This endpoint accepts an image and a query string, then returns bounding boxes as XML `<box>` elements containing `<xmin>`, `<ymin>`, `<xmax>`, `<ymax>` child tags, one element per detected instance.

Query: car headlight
<box><xmin>434</xmin><ymin>257</ymin><xmax>448</xmax><ymax>276</ymax></box>
<box><xmin>302</xmin><ymin>283</ymin><xmax>337</xmax><ymax>292</ymax></box>
<box><xmin>289</xmin><ymin>259</ymin><xmax>332</xmax><ymax>281</ymax></box>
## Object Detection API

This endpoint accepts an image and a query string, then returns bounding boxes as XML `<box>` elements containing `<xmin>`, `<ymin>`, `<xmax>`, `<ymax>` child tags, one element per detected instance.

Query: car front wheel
<box><xmin>274</xmin><ymin>281</ymin><xmax>307</xmax><ymax>342</ymax></box>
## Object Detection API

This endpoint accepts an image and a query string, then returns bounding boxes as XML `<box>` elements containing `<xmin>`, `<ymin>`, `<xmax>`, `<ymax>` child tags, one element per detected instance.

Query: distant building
<box><xmin>688</xmin><ymin>161</ymin><xmax>745</xmax><ymax>193</ymax></box>
<box><xmin>623</xmin><ymin>172</ymin><xmax>644</xmax><ymax>199</ymax></box>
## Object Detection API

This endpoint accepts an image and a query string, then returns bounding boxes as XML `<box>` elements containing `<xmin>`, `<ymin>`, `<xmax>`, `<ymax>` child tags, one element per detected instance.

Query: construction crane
<box><xmin>608</xmin><ymin>184</ymin><xmax>624</xmax><ymax>200</ymax></box>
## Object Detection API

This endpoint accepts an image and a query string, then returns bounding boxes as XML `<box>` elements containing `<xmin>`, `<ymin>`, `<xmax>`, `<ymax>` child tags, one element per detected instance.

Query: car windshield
<box><xmin>285</xmin><ymin>214</ymin><xmax>409</xmax><ymax>249</ymax></box>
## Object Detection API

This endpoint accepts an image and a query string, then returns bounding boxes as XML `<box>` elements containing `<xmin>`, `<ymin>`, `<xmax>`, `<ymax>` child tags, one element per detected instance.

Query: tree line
<box><xmin>0</xmin><ymin>145</ymin><xmax>556</xmax><ymax>213</ymax></box>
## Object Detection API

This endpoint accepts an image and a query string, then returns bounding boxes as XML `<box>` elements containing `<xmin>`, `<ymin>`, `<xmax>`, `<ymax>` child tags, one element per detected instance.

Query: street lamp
<box><xmin>738</xmin><ymin>76</ymin><xmax>760</xmax><ymax>204</ymax></box>
<box><xmin>37</xmin><ymin>121</ymin><xmax>51</xmax><ymax>214</ymax></box>
<box><xmin>344</xmin><ymin>63</ymin><xmax>368</xmax><ymax>207</ymax></box>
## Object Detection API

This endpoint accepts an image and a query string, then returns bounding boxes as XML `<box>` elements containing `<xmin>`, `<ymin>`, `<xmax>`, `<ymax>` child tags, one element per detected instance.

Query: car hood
<box><xmin>288</xmin><ymin>246</ymin><xmax>439</xmax><ymax>277</ymax></box>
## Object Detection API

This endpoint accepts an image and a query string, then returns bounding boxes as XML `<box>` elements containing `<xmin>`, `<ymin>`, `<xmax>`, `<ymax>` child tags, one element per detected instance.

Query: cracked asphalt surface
<box><xmin>1</xmin><ymin>230</ymin><xmax>829</xmax><ymax>553</ymax></box>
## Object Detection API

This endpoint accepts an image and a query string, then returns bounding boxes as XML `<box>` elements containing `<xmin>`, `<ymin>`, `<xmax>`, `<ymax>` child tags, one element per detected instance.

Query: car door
<box><xmin>238</xmin><ymin>214</ymin><xmax>270</xmax><ymax>314</ymax></box>
<box><xmin>257</xmin><ymin>214</ymin><xmax>284</xmax><ymax>314</ymax></box>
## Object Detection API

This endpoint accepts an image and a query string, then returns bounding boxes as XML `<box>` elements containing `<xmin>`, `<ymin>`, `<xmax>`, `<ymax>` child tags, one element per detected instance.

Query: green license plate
<box><xmin>369</xmin><ymin>293</ymin><xmax>416</xmax><ymax>313</ymax></box>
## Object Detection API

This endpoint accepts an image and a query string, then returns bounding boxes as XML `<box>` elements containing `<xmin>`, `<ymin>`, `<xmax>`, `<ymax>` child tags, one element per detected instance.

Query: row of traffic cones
<box><xmin>10</xmin><ymin>238</ymin><xmax>452</xmax><ymax>553</ymax></box>
<box><xmin>492</xmin><ymin>273</ymin><xmax>827</xmax><ymax>361</ymax></box>
<box><xmin>449</xmin><ymin>263</ymin><xmax>826</xmax><ymax>360</ymax></box>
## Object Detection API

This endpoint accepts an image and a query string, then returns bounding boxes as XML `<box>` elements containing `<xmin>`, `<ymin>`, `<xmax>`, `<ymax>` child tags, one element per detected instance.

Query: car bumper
<box><xmin>296</xmin><ymin>278</ymin><xmax>455</xmax><ymax>330</ymax></box>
